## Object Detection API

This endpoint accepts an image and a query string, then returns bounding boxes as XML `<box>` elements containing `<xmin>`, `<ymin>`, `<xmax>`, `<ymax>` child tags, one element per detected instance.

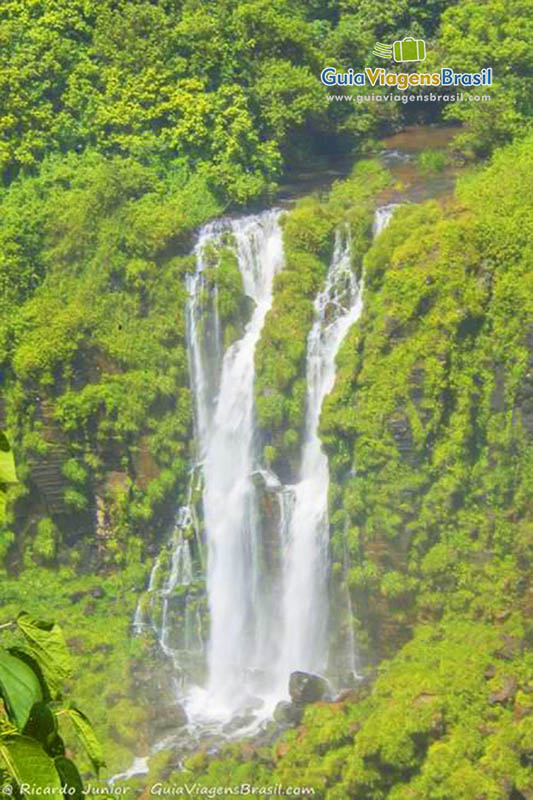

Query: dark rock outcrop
<box><xmin>152</xmin><ymin>702</ymin><xmax>188</xmax><ymax>734</ymax></box>
<box><xmin>273</xmin><ymin>700</ymin><xmax>303</xmax><ymax>726</ymax></box>
<box><xmin>289</xmin><ymin>671</ymin><xmax>329</xmax><ymax>704</ymax></box>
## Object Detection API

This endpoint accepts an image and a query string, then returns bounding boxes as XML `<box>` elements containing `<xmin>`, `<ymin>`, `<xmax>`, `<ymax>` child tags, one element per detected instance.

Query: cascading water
<box><xmin>275</xmin><ymin>227</ymin><xmax>363</xmax><ymax>689</ymax></box>
<box><xmin>273</xmin><ymin>205</ymin><xmax>396</xmax><ymax>693</ymax></box>
<box><xmin>374</xmin><ymin>204</ymin><xmax>399</xmax><ymax>236</ymax></box>
<box><xmin>187</xmin><ymin>211</ymin><xmax>284</xmax><ymax>723</ymax></box>
<box><xmin>135</xmin><ymin>203</ymin><xmax>398</xmax><ymax>736</ymax></box>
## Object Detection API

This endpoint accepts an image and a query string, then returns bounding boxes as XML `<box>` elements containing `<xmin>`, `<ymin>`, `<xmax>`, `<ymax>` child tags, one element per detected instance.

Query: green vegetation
<box><xmin>0</xmin><ymin>433</ymin><xmax>17</xmax><ymax>524</ymax></box>
<box><xmin>0</xmin><ymin>613</ymin><xmax>103</xmax><ymax>797</ymax></box>
<box><xmin>323</xmin><ymin>132</ymin><xmax>533</xmax><ymax>664</ymax></box>
<box><xmin>1</xmin><ymin>0</ymin><xmax>532</xmax><ymax>790</ymax></box>
<box><xmin>1</xmin><ymin>0</ymin><xmax>528</xmax><ymax>204</ymax></box>
<box><xmin>417</xmin><ymin>148</ymin><xmax>447</xmax><ymax>173</ymax></box>
<box><xmin>0</xmin><ymin>0</ymin><xmax>332</xmax><ymax>201</ymax></box>
<box><xmin>427</xmin><ymin>0</ymin><xmax>533</xmax><ymax>158</ymax></box>
<box><xmin>256</xmin><ymin>161</ymin><xmax>389</xmax><ymax>478</ymax></box>
<box><xmin>0</xmin><ymin>567</ymin><xmax>154</xmax><ymax>778</ymax></box>
<box><xmin>198</xmin><ymin>236</ymin><xmax>252</xmax><ymax>349</ymax></box>
<box><xmin>0</xmin><ymin>152</ymin><xmax>215</xmax><ymax>570</ymax></box>
<box><xmin>159</xmin><ymin>125</ymin><xmax>533</xmax><ymax>800</ymax></box>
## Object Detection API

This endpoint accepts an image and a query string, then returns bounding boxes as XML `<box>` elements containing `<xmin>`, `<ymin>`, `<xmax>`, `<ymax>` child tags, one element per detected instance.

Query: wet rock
<box><xmin>387</xmin><ymin>412</ymin><xmax>418</xmax><ymax>465</ymax></box>
<box><xmin>333</xmin><ymin>675</ymin><xmax>373</xmax><ymax>705</ymax></box>
<box><xmin>273</xmin><ymin>700</ymin><xmax>303</xmax><ymax>726</ymax></box>
<box><xmin>489</xmin><ymin>677</ymin><xmax>518</xmax><ymax>706</ymax></box>
<box><xmin>152</xmin><ymin>702</ymin><xmax>188</xmax><ymax>733</ymax></box>
<box><xmin>252</xmin><ymin>469</ymin><xmax>284</xmax><ymax>582</ymax></box>
<box><xmin>334</xmin><ymin>688</ymin><xmax>360</xmax><ymax>703</ymax></box>
<box><xmin>289</xmin><ymin>671</ymin><xmax>329</xmax><ymax>705</ymax></box>
<box><xmin>222</xmin><ymin>712</ymin><xmax>256</xmax><ymax>734</ymax></box>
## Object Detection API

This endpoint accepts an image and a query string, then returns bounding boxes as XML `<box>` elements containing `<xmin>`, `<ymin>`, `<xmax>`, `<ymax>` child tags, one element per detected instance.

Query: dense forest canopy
<box><xmin>0</xmin><ymin>0</ymin><xmax>531</xmax><ymax>794</ymax></box>
<box><xmin>0</xmin><ymin>0</ymin><xmax>531</xmax><ymax>195</ymax></box>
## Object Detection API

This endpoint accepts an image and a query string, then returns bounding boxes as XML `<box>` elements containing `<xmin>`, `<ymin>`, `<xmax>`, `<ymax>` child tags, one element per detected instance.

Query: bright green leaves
<box><xmin>428</xmin><ymin>0</ymin><xmax>533</xmax><ymax>157</ymax></box>
<box><xmin>0</xmin><ymin>431</ymin><xmax>17</xmax><ymax>524</ymax></box>
<box><xmin>0</xmin><ymin>433</ymin><xmax>17</xmax><ymax>485</ymax></box>
<box><xmin>0</xmin><ymin>736</ymin><xmax>62</xmax><ymax>793</ymax></box>
<box><xmin>0</xmin><ymin>0</ymin><xmax>328</xmax><ymax>201</ymax></box>
<box><xmin>0</xmin><ymin>652</ymin><xmax>43</xmax><ymax>730</ymax></box>
<box><xmin>61</xmin><ymin>707</ymin><xmax>106</xmax><ymax>774</ymax></box>
<box><xmin>16</xmin><ymin>613</ymin><xmax>73</xmax><ymax>696</ymax></box>
<box><xmin>0</xmin><ymin>615</ymin><xmax>102</xmax><ymax>792</ymax></box>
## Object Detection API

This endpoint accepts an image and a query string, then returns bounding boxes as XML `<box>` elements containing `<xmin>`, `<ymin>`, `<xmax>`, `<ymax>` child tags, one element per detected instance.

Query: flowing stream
<box><xmin>275</xmin><ymin>227</ymin><xmax>362</xmax><ymax>684</ymax></box>
<box><xmin>135</xmin><ymin>203</ymin><xmax>397</xmax><ymax>739</ymax></box>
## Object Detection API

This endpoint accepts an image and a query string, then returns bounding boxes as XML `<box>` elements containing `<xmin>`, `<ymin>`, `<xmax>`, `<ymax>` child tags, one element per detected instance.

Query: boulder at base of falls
<box><xmin>152</xmin><ymin>702</ymin><xmax>188</xmax><ymax>734</ymax></box>
<box><xmin>289</xmin><ymin>671</ymin><xmax>330</xmax><ymax>705</ymax></box>
<box><xmin>273</xmin><ymin>700</ymin><xmax>303</xmax><ymax>726</ymax></box>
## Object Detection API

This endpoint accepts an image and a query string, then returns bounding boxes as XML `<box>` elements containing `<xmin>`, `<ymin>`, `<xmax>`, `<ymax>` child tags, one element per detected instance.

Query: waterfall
<box><xmin>274</xmin><ymin>204</ymin><xmax>396</xmax><ymax>693</ymax></box>
<box><xmin>374</xmin><ymin>204</ymin><xmax>399</xmax><ymax>236</ymax></box>
<box><xmin>275</xmin><ymin>227</ymin><xmax>363</xmax><ymax>686</ymax></box>
<box><xmin>135</xmin><ymin>203</ymin><xmax>397</xmax><ymax>733</ymax></box>
<box><xmin>132</xmin><ymin>469</ymin><xmax>204</xmax><ymax>670</ymax></box>
<box><xmin>187</xmin><ymin>211</ymin><xmax>284</xmax><ymax>722</ymax></box>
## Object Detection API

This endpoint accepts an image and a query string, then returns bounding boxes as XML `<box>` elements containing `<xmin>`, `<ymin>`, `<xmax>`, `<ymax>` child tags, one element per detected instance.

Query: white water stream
<box><xmin>275</xmin><ymin>227</ymin><xmax>363</xmax><ymax>685</ymax></box>
<box><xmin>187</xmin><ymin>211</ymin><xmax>284</xmax><ymax>724</ymax></box>
<box><xmin>134</xmin><ymin>204</ymin><xmax>397</xmax><ymax>738</ymax></box>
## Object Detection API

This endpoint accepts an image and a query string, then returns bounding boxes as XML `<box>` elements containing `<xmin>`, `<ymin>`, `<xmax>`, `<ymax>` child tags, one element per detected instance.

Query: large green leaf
<box><xmin>24</xmin><ymin>702</ymin><xmax>65</xmax><ymax>758</ymax></box>
<box><xmin>0</xmin><ymin>651</ymin><xmax>43</xmax><ymax>730</ymax></box>
<box><xmin>0</xmin><ymin>736</ymin><xmax>62</xmax><ymax>792</ymax></box>
<box><xmin>55</xmin><ymin>756</ymin><xmax>84</xmax><ymax>800</ymax></box>
<box><xmin>8</xmin><ymin>648</ymin><xmax>51</xmax><ymax>702</ymax></box>
<box><xmin>0</xmin><ymin>433</ymin><xmax>17</xmax><ymax>485</ymax></box>
<box><xmin>63</xmin><ymin>707</ymin><xmax>106</xmax><ymax>774</ymax></box>
<box><xmin>16</xmin><ymin>614</ymin><xmax>73</xmax><ymax>695</ymax></box>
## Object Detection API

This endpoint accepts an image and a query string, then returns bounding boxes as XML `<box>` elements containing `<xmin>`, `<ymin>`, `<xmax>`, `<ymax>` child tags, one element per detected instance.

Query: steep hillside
<box><xmin>160</xmin><ymin>133</ymin><xmax>533</xmax><ymax>800</ymax></box>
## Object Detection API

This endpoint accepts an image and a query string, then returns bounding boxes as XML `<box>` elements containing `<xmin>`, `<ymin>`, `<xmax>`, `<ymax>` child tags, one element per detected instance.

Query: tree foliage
<box><xmin>0</xmin><ymin>613</ymin><xmax>102</xmax><ymax>798</ymax></box>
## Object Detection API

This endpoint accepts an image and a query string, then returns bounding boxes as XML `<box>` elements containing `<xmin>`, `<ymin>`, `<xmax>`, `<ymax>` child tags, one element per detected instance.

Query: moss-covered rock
<box><xmin>255</xmin><ymin>160</ymin><xmax>389</xmax><ymax>481</ymax></box>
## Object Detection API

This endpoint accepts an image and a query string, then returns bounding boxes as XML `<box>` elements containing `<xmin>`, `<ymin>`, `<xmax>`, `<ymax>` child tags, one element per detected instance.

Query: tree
<box><xmin>428</xmin><ymin>0</ymin><xmax>533</xmax><ymax>157</ymax></box>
